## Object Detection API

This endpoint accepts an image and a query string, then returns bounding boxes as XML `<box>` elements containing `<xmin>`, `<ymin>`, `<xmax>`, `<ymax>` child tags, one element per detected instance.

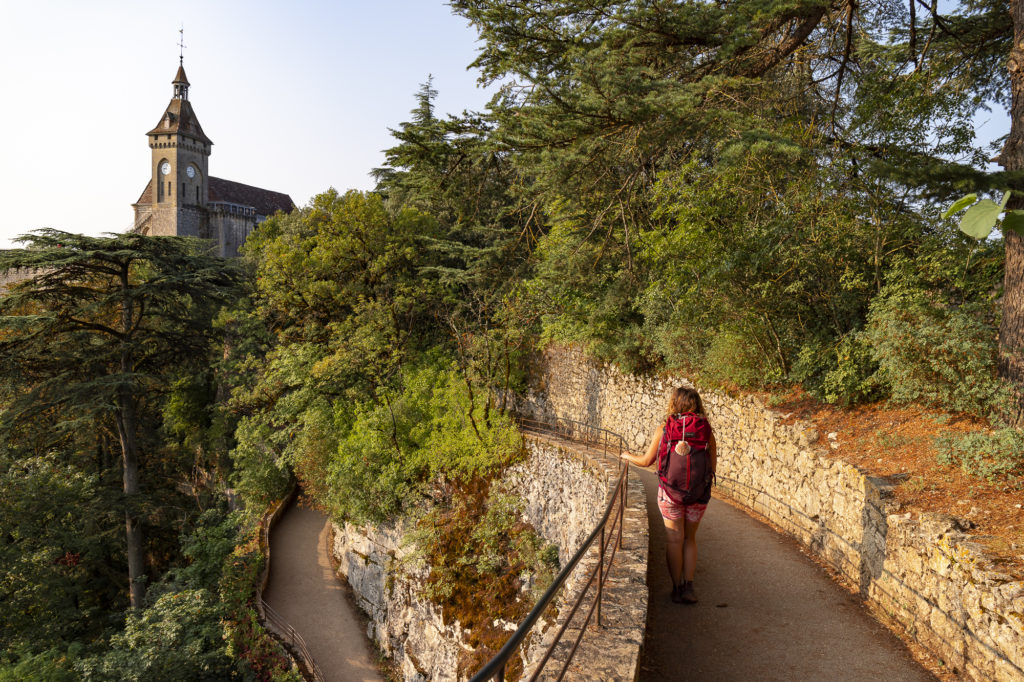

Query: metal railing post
<box><xmin>474</xmin><ymin>415</ymin><xmax>634</xmax><ymax>681</ymax></box>
<box><xmin>597</xmin><ymin>526</ymin><xmax>604</xmax><ymax>628</ymax></box>
<box><xmin>618</xmin><ymin>463</ymin><xmax>625</xmax><ymax>551</ymax></box>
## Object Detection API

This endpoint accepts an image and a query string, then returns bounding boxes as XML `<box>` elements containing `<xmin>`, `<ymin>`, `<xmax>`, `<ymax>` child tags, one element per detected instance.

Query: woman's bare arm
<box><xmin>621</xmin><ymin>423</ymin><xmax>662</xmax><ymax>468</ymax></box>
<box><xmin>709</xmin><ymin>431</ymin><xmax>718</xmax><ymax>474</ymax></box>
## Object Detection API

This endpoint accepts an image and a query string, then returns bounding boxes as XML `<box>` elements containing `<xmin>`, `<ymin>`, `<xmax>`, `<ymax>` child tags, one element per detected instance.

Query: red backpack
<box><xmin>657</xmin><ymin>412</ymin><xmax>713</xmax><ymax>505</ymax></box>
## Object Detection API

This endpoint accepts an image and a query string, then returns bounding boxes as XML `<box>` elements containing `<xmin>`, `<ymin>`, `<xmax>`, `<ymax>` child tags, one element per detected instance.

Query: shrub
<box><xmin>935</xmin><ymin>430</ymin><xmax>1024</xmax><ymax>482</ymax></box>
<box><xmin>404</xmin><ymin>479</ymin><xmax>560</xmax><ymax>677</ymax></box>
<box><xmin>819</xmin><ymin>333</ymin><xmax>883</xmax><ymax>406</ymax></box>
<box><xmin>80</xmin><ymin>590</ymin><xmax>234</xmax><ymax>681</ymax></box>
<box><xmin>230</xmin><ymin>416</ymin><xmax>295</xmax><ymax>509</ymax></box>
<box><xmin>701</xmin><ymin>329</ymin><xmax>780</xmax><ymax>388</ymax></box>
<box><xmin>325</xmin><ymin>359</ymin><xmax>523</xmax><ymax>523</ymax></box>
<box><xmin>218</xmin><ymin>531</ymin><xmax>301</xmax><ymax>681</ymax></box>
<box><xmin>865</xmin><ymin>287</ymin><xmax>1007</xmax><ymax>416</ymax></box>
<box><xmin>0</xmin><ymin>648</ymin><xmax>78</xmax><ymax>682</ymax></box>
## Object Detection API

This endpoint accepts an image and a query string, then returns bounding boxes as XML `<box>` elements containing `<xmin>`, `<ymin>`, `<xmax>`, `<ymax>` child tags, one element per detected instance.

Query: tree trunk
<box><xmin>117</xmin><ymin>270</ymin><xmax>145</xmax><ymax>609</ymax></box>
<box><xmin>117</xmin><ymin>391</ymin><xmax>146</xmax><ymax>609</ymax></box>
<box><xmin>997</xmin><ymin>0</ymin><xmax>1024</xmax><ymax>425</ymax></box>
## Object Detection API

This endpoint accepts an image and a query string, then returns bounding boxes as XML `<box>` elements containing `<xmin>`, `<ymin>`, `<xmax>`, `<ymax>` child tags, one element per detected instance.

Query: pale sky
<box><xmin>0</xmin><ymin>0</ymin><xmax>496</xmax><ymax>247</ymax></box>
<box><xmin>0</xmin><ymin>2</ymin><xmax>1011</xmax><ymax>249</ymax></box>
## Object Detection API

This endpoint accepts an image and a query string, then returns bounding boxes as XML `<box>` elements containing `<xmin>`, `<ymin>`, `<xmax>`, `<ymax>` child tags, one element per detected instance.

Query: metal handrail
<box><xmin>260</xmin><ymin>597</ymin><xmax>326</xmax><ymax>681</ymax></box>
<box><xmin>470</xmin><ymin>416</ymin><xmax>631</xmax><ymax>681</ymax></box>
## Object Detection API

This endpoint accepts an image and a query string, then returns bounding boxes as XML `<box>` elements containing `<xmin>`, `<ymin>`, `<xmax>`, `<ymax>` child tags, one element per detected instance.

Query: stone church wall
<box><xmin>512</xmin><ymin>346</ymin><xmax>1024</xmax><ymax>682</ymax></box>
<box><xmin>209</xmin><ymin>212</ymin><xmax>255</xmax><ymax>258</ymax></box>
<box><xmin>0</xmin><ymin>268</ymin><xmax>45</xmax><ymax>290</ymax></box>
<box><xmin>146</xmin><ymin>205</ymin><xmax>206</xmax><ymax>239</ymax></box>
<box><xmin>330</xmin><ymin>437</ymin><xmax>648</xmax><ymax>681</ymax></box>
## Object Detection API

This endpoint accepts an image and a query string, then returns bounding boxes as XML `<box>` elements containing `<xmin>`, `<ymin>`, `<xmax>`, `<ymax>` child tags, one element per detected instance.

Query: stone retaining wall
<box><xmin>331</xmin><ymin>438</ymin><xmax>648</xmax><ymax>681</ymax></box>
<box><xmin>513</xmin><ymin>439</ymin><xmax>648</xmax><ymax>680</ymax></box>
<box><xmin>514</xmin><ymin>346</ymin><xmax>1024</xmax><ymax>682</ymax></box>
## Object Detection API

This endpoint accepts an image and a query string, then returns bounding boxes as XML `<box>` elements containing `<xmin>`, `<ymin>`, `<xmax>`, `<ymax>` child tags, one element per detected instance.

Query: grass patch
<box><xmin>935</xmin><ymin>429</ymin><xmax>1024</xmax><ymax>482</ymax></box>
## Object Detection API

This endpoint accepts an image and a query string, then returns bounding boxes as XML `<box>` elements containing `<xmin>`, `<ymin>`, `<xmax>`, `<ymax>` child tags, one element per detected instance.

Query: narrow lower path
<box><xmin>636</xmin><ymin>468</ymin><xmax>936</xmax><ymax>681</ymax></box>
<box><xmin>263</xmin><ymin>502</ymin><xmax>382</xmax><ymax>682</ymax></box>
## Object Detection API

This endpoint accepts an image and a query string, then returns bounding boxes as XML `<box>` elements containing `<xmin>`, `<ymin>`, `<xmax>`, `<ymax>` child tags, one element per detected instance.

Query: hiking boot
<box><xmin>671</xmin><ymin>584</ymin><xmax>685</xmax><ymax>603</ymax></box>
<box><xmin>680</xmin><ymin>581</ymin><xmax>697</xmax><ymax>604</ymax></box>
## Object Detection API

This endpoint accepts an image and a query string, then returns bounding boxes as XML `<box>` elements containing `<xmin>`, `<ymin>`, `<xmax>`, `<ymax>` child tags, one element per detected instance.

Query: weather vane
<box><xmin>178</xmin><ymin>25</ymin><xmax>186</xmax><ymax>64</ymax></box>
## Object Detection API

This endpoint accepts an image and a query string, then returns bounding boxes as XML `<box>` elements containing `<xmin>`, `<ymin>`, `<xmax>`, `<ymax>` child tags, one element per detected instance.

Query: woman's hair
<box><xmin>666</xmin><ymin>386</ymin><xmax>705</xmax><ymax>417</ymax></box>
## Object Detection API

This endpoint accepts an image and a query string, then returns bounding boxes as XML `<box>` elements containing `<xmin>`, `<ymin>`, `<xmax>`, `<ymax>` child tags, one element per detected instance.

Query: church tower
<box><xmin>132</xmin><ymin>53</ymin><xmax>294</xmax><ymax>257</ymax></box>
<box><xmin>144</xmin><ymin>60</ymin><xmax>212</xmax><ymax>238</ymax></box>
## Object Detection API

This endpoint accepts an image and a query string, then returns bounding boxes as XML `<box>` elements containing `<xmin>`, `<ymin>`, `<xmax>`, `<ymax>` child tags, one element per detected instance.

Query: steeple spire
<box><xmin>172</xmin><ymin>27</ymin><xmax>189</xmax><ymax>99</ymax></box>
<box><xmin>172</xmin><ymin>64</ymin><xmax>190</xmax><ymax>100</ymax></box>
<box><xmin>173</xmin><ymin>28</ymin><xmax>189</xmax><ymax>100</ymax></box>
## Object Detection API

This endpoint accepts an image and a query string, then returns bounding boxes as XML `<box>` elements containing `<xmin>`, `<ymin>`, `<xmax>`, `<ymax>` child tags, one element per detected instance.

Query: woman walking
<box><xmin>621</xmin><ymin>386</ymin><xmax>717</xmax><ymax>603</ymax></box>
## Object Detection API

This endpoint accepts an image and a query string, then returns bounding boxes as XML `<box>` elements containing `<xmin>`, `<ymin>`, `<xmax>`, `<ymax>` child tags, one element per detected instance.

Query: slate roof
<box><xmin>135</xmin><ymin>179</ymin><xmax>153</xmax><ymax>205</ymax></box>
<box><xmin>173</xmin><ymin>64</ymin><xmax>189</xmax><ymax>86</ymax></box>
<box><xmin>147</xmin><ymin>98</ymin><xmax>212</xmax><ymax>145</ymax></box>
<box><xmin>208</xmin><ymin>177</ymin><xmax>294</xmax><ymax>216</ymax></box>
<box><xmin>133</xmin><ymin>177</ymin><xmax>294</xmax><ymax>216</ymax></box>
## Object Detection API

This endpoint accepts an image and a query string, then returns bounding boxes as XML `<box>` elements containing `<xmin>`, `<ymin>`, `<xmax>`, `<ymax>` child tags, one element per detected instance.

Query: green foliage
<box><xmin>944</xmin><ymin>190</ymin><xmax>1018</xmax><ymax>239</ymax></box>
<box><xmin>530</xmin><ymin>218</ymin><xmax>654</xmax><ymax>374</ymax></box>
<box><xmin>637</xmin><ymin>143</ymin><xmax>897</xmax><ymax>391</ymax></box>
<box><xmin>943</xmin><ymin>194</ymin><xmax>979</xmax><ymax>218</ymax></box>
<box><xmin>935</xmin><ymin>430</ymin><xmax>1024</xmax><ymax>481</ymax></box>
<box><xmin>168</xmin><ymin>509</ymin><xmax>244</xmax><ymax>592</ymax></box>
<box><xmin>217</xmin><ymin>527</ymin><xmax>298</xmax><ymax>680</ymax></box>
<box><xmin>0</xmin><ymin>648</ymin><xmax>79</xmax><ymax>681</ymax></box>
<box><xmin>468</xmin><ymin>489</ymin><xmax>559</xmax><ymax>600</ymax></box>
<box><xmin>0</xmin><ymin>229</ymin><xmax>242</xmax><ymax>609</ymax></box>
<box><xmin>230</xmin><ymin>413</ymin><xmax>296</xmax><ymax>509</ymax></box>
<box><xmin>0</xmin><ymin>454</ymin><xmax>122</xmax><ymax>655</ymax></box>
<box><xmin>865</xmin><ymin>286</ymin><xmax>1008</xmax><ymax>416</ymax></box>
<box><xmin>232</xmin><ymin>187</ymin><xmax>526</xmax><ymax>527</ymax></box>
<box><xmin>447</xmin><ymin>0</ymin><xmax>1012</xmax><ymax>412</ymax></box>
<box><xmin>228</xmin><ymin>190</ymin><xmax>447</xmax><ymax>512</ymax></box>
<box><xmin>819</xmin><ymin>334</ymin><xmax>883</xmax><ymax>407</ymax></box>
<box><xmin>406</xmin><ymin>480</ymin><xmax>558</xmax><ymax>639</ymax></box>
<box><xmin>324</xmin><ymin>359</ymin><xmax>523</xmax><ymax>523</ymax></box>
<box><xmin>699</xmin><ymin>329</ymin><xmax>777</xmax><ymax>389</ymax></box>
<box><xmin>79</xmin><ymin>590</ymin><xmax>234</xmax><ymax>681</ymax></box>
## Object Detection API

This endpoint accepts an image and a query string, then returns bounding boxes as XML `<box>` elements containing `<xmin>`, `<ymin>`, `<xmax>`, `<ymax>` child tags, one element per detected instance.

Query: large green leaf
<box><xmin>1000</xmin><ymin>190</ymin><xmax>1012</xmax><ymax>211</ymax></box>
<box><xmin>1002</xmin><ymin>210</ymin><xmax>1024</xmax><ymax>236</ymax></box>
<box><xmin>959</xmin><ymin>199</ymin><xmax>1002</xmax><ymax>239</ymax></box>
<box><xmin>942</xmin><ymin>193</ymin><xmax>977</xmax><ymax>219</ymax></box>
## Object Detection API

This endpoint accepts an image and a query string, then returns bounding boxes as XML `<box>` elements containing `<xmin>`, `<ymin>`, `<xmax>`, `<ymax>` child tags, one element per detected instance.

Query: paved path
<box><xmin>263</xmin><ymin>503</ymin><xmax>382</xmax><ymax>682</ymax></box>
<box><xmin>635</xmin><ymin>468</ymin><xmax>936</xmax><ymax>681</ymax></box>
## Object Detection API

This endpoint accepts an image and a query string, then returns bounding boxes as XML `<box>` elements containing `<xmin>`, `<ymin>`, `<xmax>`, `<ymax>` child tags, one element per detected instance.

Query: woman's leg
<box><xmin>663</xmin><ymin>516</ymin><xmax>684</xmax><ymax>587</ymax></box>
<box><xmin>682</xmin><ymin>516</ymin><xmax>702</xmax><ymax>581</ymax></box>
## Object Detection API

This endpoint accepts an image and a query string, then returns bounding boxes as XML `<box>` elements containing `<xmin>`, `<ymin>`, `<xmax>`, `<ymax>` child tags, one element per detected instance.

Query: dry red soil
<box><xmin>759</xmin><ymin>389</ymin><xmax>1024</xmax><ymax>577</ymax></box>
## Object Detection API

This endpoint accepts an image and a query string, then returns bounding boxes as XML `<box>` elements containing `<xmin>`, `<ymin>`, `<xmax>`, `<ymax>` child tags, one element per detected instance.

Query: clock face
<box><xmin>186</xmin><ymin>166</ymin><xmax>196</xmax><ymax>179</ymax></box>
<box><xmin>160</xmin><ymin>162</ymin><xmax>171</xmax><ymax>176</ymax></box>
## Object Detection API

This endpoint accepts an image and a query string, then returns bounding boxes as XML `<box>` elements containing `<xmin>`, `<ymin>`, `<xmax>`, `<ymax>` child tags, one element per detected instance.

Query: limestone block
<box><xmin>993</xmin><ymin>652</ymin><xmax>1024</xmax><ymax>682</ymax></box>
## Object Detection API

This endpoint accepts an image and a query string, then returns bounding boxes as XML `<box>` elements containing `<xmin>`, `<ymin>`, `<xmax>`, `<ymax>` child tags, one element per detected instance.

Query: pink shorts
<box><xmin>657</xmin><ymin>487</ymin><xmax>707</xmax><ymax>523</ymax></box>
